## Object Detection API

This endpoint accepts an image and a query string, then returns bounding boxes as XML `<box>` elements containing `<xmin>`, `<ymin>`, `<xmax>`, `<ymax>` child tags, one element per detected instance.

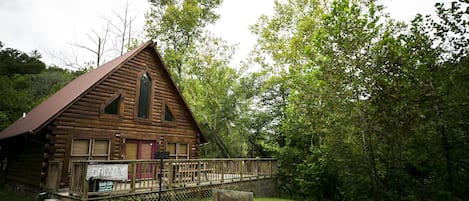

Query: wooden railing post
<box><xmin>197</xmin><ymin>161</ymin><xmax>201</xmax><ymax>185</ymax></box>
<box><xmin>65</xmin><ymin>158</ymin><xmax>277</xmax><ymax>200</ymax></box>
<box><xmin>270</xmin><ymin>160</ymin><xmax>273</xmax><ymax>177</ymax></box>
<box><xmin>168</xmin><ymin>162</ymin><xmax>173</xmax><ymax>190</ymax></box>
<box><xmin>81</xmin><ymin>162</ymin><xmax>89</xmax><ymax>200</ymax></box>
<box><xmin>220</xmin><ymin>160</ymin><xmax>224</xmax><ymax>184</ymax></box>
<box><xmin>256</xmin><ymin>158</ymin><xmax>260</xmax><ymax>180</ymax></box>
<box><xmin>131</xmin><ymin>161</ymin><xmax>136</xmax><ymax>193</ymax></box>
<box><xmin>240</xmin><ymin>160</ymin><xmax>244</xmax><ymax>181</ymax></box>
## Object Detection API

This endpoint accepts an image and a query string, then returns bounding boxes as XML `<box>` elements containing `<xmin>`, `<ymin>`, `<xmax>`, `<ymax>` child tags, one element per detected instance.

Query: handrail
<box><xmin>71</xmin><ymin>158</ymin><xmax>277</xmax><ymax>163</ymax></box>
<box><xmin>69</xmin><ymin>158</ymin><xmax>278</xmax><ymax>199</ymax></box>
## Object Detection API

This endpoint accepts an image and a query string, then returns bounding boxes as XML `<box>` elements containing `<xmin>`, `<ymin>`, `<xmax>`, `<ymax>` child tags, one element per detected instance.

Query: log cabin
<box><xmin>0</xmin><ymin>41</ymin><xmax>206</xmax><ymax>192</ymax></box>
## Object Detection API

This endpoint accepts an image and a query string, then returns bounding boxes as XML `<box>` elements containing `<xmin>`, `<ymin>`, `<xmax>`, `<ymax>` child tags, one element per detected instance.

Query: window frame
<box><xmin>134</xmin><ymin>71</ymin><xmax>154</xmax><ymax>122</ymax></box>
<box><xmin>100</xmin><ymin>91</ymin><xmax>125</xmax><ymax>119</ymax></box>
<box><xmin>166</xmin><ymin>142</ymin><xmax>190</xmax><ymax>159</ymax></box>
<box><xmin>70</xmin><ymin>138</ymin><xmax>111</xmax><ymax>160</ymax></box>
<box><xmin>162</xmin><ymin>100</ymin><xmax>177</xmax><ymax>124</ymax></box>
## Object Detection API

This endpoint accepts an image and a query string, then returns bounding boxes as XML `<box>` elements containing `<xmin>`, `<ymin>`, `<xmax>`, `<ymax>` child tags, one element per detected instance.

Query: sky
<box><xmin>0</xmin><ymin>0</ymin><xmax>450</xmax><ymax>69</ymax></box>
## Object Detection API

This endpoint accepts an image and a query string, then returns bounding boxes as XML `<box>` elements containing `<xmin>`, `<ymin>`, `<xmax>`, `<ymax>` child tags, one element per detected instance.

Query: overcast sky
<box><xmin>0</xmin><ymin>0</ymin><xmax>450</xmax><ymax>69</ymax></box>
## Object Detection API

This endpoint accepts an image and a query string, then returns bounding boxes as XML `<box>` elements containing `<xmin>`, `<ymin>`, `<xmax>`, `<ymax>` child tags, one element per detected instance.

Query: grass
<box><xmin>198</xmin><ymin>197</ymin><xmax>293</xmax><ymax>201</ymax></box>
<box><xmin>0</xmin><ymin>186</ymin><xmax>35</xmax><ymax>201</ymax></box>
<box><xmin>255</xmin><ymin>198</ymin><xmax>294</xmax><ymax>201</ymax></box>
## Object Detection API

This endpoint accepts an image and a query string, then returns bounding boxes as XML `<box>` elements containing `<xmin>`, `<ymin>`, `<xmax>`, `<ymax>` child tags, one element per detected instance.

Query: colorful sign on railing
<box><xmin>86</xmin><ymin>164</ymin><xmax>128</xmax><ymax>180</ymax></box>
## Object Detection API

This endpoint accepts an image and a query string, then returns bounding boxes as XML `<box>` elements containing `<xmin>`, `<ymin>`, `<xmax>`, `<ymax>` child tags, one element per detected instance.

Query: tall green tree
<box><xmin>145</xmin><ymin>0</ymin><xmax>222</xmax><ymax>83</ymax></box>
<box><xmin>0</xmin><ymin>42</ymin><xmax>45</xmax><ymax>75</ymax></box>
<box><xmin>251</xmin><ymin>0</ymin><xmax>468</xmax><ymax>200</ymax></box>
<box><xmin>145</xmin><ymin>0</ymin><xmax>265</xmax><ymax>158</ymax></box>
<box><xmin>0</xmin><ymin>43</ymin><xmax>74</xmax><ymax>131</ymax></box>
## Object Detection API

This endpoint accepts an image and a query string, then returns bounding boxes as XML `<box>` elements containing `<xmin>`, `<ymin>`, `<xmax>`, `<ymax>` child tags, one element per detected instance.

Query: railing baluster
<box><xmin>256</xmin><ymin>158</ymin><xmax>260</xmax><ymax>180</ymax></box>
<box><xmin>67</xmin><ymin>158</ymin><xmax>277</xmax><ymax>200</ymax></box>
<box><xmin>82</xmin><ymin>163</ymin><xmax>88</xmax><ymax>200</ymax></box>
<box><xmin>221</xmin><ymin>160</ymin><xmax>224</xmax><ymax>183</ymax></box>
<box><xmin>168</xmin><ymin>161</ymin><xmax>173</xmax><ymax>190</ymax></box>
<box><xmin>197</xmin><ymin>161</ymin><xmax>201</xmax><ymax>185</ymax></box>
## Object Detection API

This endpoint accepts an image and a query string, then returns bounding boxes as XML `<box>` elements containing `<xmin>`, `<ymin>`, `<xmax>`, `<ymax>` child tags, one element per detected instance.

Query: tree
<box><xmin>145</xmin><ymin>0</ymin><xmax>256</xmax><ymax>158</ymax></box>
<box><xmin>0</xmin><ymin>41</ymin><xmax>46</xmax><ymax>75</ymax></box>
<box><xmin>0</xmin><ymin>43</ymin><xmax>74</xmax><ymax>131</ymax></box>
<box><xmin>145</xmin><ymin>0</ymin><xmax>222</xmax><ymax>83</ymax></box>
<box><xmin>251</xmin><ymin>0</ymin><xmax>468</xmax><ymax>200</ymax></box>
<box><xmin>71</xmin><ymin>21</ymin><xmax>112</xmax><ymax>68</ymax></box>
<box><xmin>49</xmin><ymin>0</ymin><xmax>141</xmax><ymax>70</ymax></box>
<box><xmin>180</xmin><ymin>34</ymin><xmax>248</xmax><ymax>158</ymax></box>
<box><xmin>108</xmin><ymin>0</ymin><xmax>141</xmax><ymax>55</ymax></box>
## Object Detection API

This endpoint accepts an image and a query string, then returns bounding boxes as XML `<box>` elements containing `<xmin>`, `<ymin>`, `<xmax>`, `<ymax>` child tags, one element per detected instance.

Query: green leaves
<box><xmin>0</xmin><ymin>45</ymin><xmax>46</xmax><ymax>75</ymax></box>
<box><xmin>250</xmin><ymin>0</ymin><xmax>469</xmax><ymax>200</ymax></box>
<box><xmin>0</xmin><ymin>43</ymin><xmax>75</xmax><ymax>131</ymax></box>
<box><xmin>145</xmin><ymin>0</ymin><xmax>222</xmax><ymax>81</ymax></box>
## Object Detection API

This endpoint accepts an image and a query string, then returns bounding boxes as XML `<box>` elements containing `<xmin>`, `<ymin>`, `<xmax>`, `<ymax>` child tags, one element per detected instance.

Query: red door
<box><xmin>124</xmin><ymin>140</ymin><xmax>156</xmax><ymax>179</ymax></box>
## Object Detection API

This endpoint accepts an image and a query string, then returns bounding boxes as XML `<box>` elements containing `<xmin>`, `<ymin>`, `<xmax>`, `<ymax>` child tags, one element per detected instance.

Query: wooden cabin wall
<box><xmin>3</xmin><ymin>137</ymin><xmax>44</xmax><ymax>191</ymax></box>
<box><xmin>49</xmin><ymin>47</ymin><xmax>200</xmax><ymax>185</ymax></box>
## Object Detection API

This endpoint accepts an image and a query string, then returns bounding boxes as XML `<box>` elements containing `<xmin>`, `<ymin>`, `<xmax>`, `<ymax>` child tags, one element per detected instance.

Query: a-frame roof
<box><xmin>0</xmin><ymin>41</ymin><xmax>206</xmax><ymax>143</ymax></box>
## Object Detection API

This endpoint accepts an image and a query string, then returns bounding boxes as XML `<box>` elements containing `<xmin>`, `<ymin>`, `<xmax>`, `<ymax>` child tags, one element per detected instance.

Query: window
<box><xmin>164</xmin><ymin>105</ymin><xmax>175</xmax><ymax>121</ymax></box>
<box><xmin>101</xmin><ymin>92</ymin><xmax>124</xmax><ymax>118</ymax></box>
<box><xmin>167</xmin><ymin>142</ymin><xmax>189</xmax><ymax>159</ymax></box>
<box><xmin>104</xmin><ymin>95</ymin><xmax>120</xmax><ymax>114</ymax></box>
<box><xmin>71</xmin><ymin>139</ymin><xmax>110</xmax><ymax>161</ymax></box>
<box><xmin>137</xmin><ymin>73</ymin><xmax>151</xmax><ymax>119</ymax></box>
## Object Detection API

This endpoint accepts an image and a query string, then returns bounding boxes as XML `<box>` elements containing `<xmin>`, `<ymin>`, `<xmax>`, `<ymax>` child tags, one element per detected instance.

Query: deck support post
<box><xmin>131</xmin><ymin>162</ymin><xmax>136</xmax><ymax>193</ymax></box>
<box><xmin>197</xmin><ymin>161</ymin><xmax>201</xmax><ymax>185</ymax></box>
<box><xmin>168</xmin><ymin>162</ymin><xmax>173</xmax><ymax>189</ymax></box>
<box><xmin>220</xmin><ymin>160</ymin><xmax>224</xmax><ymax>184</ymax></box>
<box><xmin>240</xmin><ymin>160</ymin><xmax>244</xmax><ymax>181</ymax></box>
<box><xmin>256</xmin><ymin>158</ymin><xmax>260</xmax><ymax>180</ymax></box>
<box><xmin>158</xmin><ymin>157</ymin><xmax>163</xmax><ymax>201</ymax></box>
<box><xmin>81</xmin><ymin>163</ymin><xmax>89</xmax><ymax>200</ymax></box>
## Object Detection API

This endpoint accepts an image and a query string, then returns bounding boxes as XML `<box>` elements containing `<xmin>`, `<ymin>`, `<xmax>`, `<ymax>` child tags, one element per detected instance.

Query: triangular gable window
<box><xmin>104</xmin><ymin>95</ymin><xmax>120</xmax><ymax>115</ymax></box>
<box><xmin>164</xmin><ymin>105</ymin><xmax>175</xmax><ymax>122</ymax></box>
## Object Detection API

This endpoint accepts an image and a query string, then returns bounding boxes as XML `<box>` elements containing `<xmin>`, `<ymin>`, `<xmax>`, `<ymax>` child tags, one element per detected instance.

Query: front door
<box><xmin>124</xmin><ymin>140</ymin><xmax>156</xmax><ymax>179</ymax></box>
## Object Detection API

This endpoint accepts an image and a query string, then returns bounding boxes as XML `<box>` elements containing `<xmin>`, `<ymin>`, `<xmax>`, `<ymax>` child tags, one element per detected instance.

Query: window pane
<box><xmin>164</xmin><ymin>105</ymin><xmax>174</xmax><ymax>121</ymax></box>
<box><xmin>179</xmin><ymin>144</ymin><xmax>188</xmax><ymax>155</ymax></box>
<box><xmin>167</xmin><ymin>143</ymin><xmax>176</xmax><ymax>155</ymax></box>
<box><xmin>104</xmin><ymin>95</ymin><xmax>120</xmax><ymax>114</ymax></box>
<box><xmin>93</xmin><ymin>140</ymin><xmax>109</xmax><ymax>156</ymax></box>
<box><xmin>138</xmin><ymin>73</ymin><xmax>151</xmax><ymax>118</ymax></box>
<box><xmin>72</xmin><ymin>139</ymin><xmax>90</xmax><ymax>155</ymax></box>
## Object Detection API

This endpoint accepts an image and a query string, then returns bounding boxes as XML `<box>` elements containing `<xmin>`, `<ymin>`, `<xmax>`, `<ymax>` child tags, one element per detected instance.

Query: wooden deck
<box><xmin>49</xmin><ymin>158</ymin><xmax>278</xmax><ymax>200</ymax></box>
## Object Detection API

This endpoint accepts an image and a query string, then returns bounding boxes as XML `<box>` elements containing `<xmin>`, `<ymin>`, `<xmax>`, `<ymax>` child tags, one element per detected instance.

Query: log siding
<box><xmin>48</xmin><ymin>47</ymin><xmax>200</xmax><ymax>186</ymax></box>
<box><xmin>0</xmin><ymin>42</ymin><xmax>204</xmax><ymax>191</ymax></box>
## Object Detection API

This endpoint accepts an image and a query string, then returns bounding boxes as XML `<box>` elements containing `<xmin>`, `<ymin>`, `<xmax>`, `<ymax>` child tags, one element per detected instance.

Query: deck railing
<box><xmin>69</xmin><ymin>158</ymin><xmax>278</xmax><ymax>200</ymax></box>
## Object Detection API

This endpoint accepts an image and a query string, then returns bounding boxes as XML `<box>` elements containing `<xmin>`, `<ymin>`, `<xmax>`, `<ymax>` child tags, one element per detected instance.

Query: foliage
<box><xmin>255</xmin><ymin>198</ymin><xmax>294</xmax><ymax>201</ymax></box>
<box><xmin>0</xmin><ymin>186</ymin><xmax>35</xmax><ymax>201</ymax></box>
<box><xmin>250</xmin><ymin>0</ymin><xmax>468</xmax><ymax>200</ymax></box>
<box><xmin>145</xmin><ymin>0</ymin><xmax>223</xmax><ymax>82</ymax></box>
<box><xmin>0</xmin><ymin>42</ymin><xmax>45</xmax><ymax>75</ymax></box>
<box><xmin>0</xmin><ymin>43</ymin><xmax>75</xmax><ymax>131</ymax></box>
<box><xmin>2</xmin><ymin>1</ymin><xmax>467</xmax><ymax>200</ymax></box>
<box><xmin>145</xmin><ymin>0</ymin><xmax>263</xmax><ymax>158</ymax></box>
